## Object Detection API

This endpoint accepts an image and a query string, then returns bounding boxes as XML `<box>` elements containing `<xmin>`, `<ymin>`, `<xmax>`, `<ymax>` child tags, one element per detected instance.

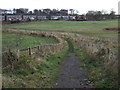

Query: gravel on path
<box><xmin>53</xmin><ymin>52</ymin><xmax>93</xmax><ymax>88</ymax></box>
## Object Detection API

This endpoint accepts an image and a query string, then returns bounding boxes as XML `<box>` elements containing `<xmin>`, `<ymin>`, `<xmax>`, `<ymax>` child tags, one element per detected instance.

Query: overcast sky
<box><xmin>1</xmin><ymin>0</ymin><xmax>119</xmax><ymax>14</ymax></box>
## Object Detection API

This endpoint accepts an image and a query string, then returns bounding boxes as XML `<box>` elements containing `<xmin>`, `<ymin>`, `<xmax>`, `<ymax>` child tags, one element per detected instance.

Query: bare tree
<box><xmin>109</xmin><ymin>10</ymin><xmax>116</xmax><ymax>19</ymax></box>
<box><xmin>13</xmin><ymin>8</ymin><xmax>16</xmax><ymax>14</ymax></box>
<box><xmin>43</xmin><ymin>8</ymin><xmax>51</xmax><ymax>15</ymax></box>
<box><xmin>69</xmin><ymin>9</ymin><xmax>75</xmax><ymax>15</ymax></box>
<box><xmin>60</xmin><ymin>9</ymin><xmax>68</xmax><ymax>15</ymax></box>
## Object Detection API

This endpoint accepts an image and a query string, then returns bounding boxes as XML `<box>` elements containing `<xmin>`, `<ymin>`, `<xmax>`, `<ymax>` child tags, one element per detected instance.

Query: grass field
<box><xmin>2</xmin><ymin>19</ymin><xmax>118</xmax><ymax>88</ymax></box>
<box><xmin>2</xmin><ymin>32</ymin><xmax>57</xmax><ymax>51</ymax></box>
<box><xmin>2</xmin><ymin>20</ymin><xmax>118</xmax><ymax>38</ymax></box>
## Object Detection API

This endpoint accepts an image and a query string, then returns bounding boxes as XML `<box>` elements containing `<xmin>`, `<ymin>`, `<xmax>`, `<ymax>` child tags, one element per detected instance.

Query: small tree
<box><xmin>109</xmin><ymin>10</ymin><xmax>116</xmax><ymax>19</ymax></box>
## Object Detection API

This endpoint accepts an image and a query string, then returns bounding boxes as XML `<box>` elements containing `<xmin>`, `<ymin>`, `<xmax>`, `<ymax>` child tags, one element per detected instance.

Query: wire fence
<box><xmin>2</xmin><ymin>29</ymin><xmax>65</xmax><ymax>69</ymax></box>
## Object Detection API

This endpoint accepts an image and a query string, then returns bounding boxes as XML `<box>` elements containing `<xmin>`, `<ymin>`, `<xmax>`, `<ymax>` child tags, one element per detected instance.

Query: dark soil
<box><xmin>104</xmin><ymin>28</ymin><xmax>120</xmax><ymax>32</ymax></box>
<box><xmin>53</xmin><ymin>39</ymin><xmax>93</xmax><ymax>88</ymax></box>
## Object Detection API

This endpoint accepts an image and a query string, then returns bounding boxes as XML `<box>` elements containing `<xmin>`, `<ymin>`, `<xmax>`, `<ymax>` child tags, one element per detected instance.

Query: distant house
<box><xmin>23</xmin><ymin>15</ymin><xmax>36</xmax><ymax>20</ymax></box>
<box><xmin>1</xmin><ymin>13</ymin><xmax>87</xmax><ymax>21</ymax></box>
<box><xmin>6</xmin><ymin>15</ymin><xmax>22</xmax><ymax>20</ymax></box>
<box><xmin>51</xmin><ymin>15</ymin><xmax>61</xmax><ymax>20</ymax></box>
<box><xmin>69</xmin><ymin>15</ymin><xmax>76</xmax><ymax>19</ymax></box>
<box><xmin>38</xmin><ymin>15</ymin><xmax>47</xmax><ymax>20</ymax></box>
<box><xmin>62</xmin><ymin>15</ymin><xmax>69</xmax><ymax>19</ymax></box>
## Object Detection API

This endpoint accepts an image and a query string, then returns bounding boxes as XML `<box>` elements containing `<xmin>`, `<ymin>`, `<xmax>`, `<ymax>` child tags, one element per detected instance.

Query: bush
<box><xmin>26</xmin><ymin>17</ymin><xmax>31</xmax><ymax>22</ymax></box>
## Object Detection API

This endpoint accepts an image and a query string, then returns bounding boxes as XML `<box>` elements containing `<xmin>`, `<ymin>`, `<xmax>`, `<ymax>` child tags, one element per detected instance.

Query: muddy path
<box><xmin>53</xmin><ymin>39</ymin><xmax>93</xmax><ymax>88</ymax></box>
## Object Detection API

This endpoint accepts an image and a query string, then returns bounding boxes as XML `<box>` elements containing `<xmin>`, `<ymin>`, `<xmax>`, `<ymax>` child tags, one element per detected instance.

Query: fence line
<box><xmin>2</xmin><ymin>29</ymin><xmax>65</xmax><ymax>68</ymax></box>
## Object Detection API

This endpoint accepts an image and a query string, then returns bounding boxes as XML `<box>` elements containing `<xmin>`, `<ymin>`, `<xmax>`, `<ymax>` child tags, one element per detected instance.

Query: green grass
<box><xmin>2</xmin><ymin>20</ymin><xmax>118</xmax><ymax>38</ymax></box>
<box><xmin>3</xmin><ymin>43</ymin><xmax>68</xmax><ymax>88</ymax></box>
<box><xmin>2</xmin><ymin>19</ymin><xmax>118</xmax><ymax>88</ymax></box>
<box><xmin>74</xmin><ymin>46</ymin><xmax>118</xmax><ymax>88</ymax></box>
<box><xmin>2</xmin><ymin>32</ymin><xmax>58</xmax><ymax>51</ymax></box>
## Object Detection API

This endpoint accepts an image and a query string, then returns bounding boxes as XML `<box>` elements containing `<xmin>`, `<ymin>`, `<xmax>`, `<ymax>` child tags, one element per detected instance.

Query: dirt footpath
<box><xmin>53</xmin><ymin>39</ymin><xmax>93</xmax><ymax>88</ymax></box>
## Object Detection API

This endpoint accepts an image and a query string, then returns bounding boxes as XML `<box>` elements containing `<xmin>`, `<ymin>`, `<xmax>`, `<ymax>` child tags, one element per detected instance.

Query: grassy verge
<box><xmin>2</xmin><ymin>43</ymin><xmax>68</xmax><ymax>88</ymax></box>
<box><xmin>2</xmin><ymin>32</ymin><xmax>58</xmax><ymax>52</ymax></box>
<box><xmin>68</xmin><ymin>38</ymin><xmax>118</xmax><ymax>88</ymax></box>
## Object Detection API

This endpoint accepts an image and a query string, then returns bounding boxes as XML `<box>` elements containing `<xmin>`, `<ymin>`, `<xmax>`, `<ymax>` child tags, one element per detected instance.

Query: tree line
<box><xmin>86</xmin><ymin>10</ymin><xmax>117</xmax><ymax>20</ymax></box>
<box><xmin>12</xmin><ymin>8</ymin><xmax>70</xmax><ymax>15</ymax></box>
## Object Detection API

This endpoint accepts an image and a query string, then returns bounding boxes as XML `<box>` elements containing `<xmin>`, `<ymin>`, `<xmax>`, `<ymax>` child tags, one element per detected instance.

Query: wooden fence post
<box><xmin>28</xmin><ymin>47</ymin><xmax>31</xmax><ymax>55</ymax></box>
<box><xmin>17</xmin><ymin>49</ymin><xmax>20</xmax><ymax>60</ymax></box>
<box><xmin>38</xmin><ymin>46</ymin><xmax>40</xmax><ymax>50</ymax></box>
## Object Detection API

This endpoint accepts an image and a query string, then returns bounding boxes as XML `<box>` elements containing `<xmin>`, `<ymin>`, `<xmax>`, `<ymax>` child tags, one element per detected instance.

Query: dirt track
<box><xmin>53</xmin><ymin>40</ymin><xmax>93</xmax><ymax>88</ymax></box>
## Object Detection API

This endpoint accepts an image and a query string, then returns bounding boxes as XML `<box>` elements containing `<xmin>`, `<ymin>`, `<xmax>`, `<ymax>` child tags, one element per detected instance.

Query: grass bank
<box><xmin>64</xmin><ymin>37</ymin><xmax>118</xmax><ymax>88</ymax></box>
<box><xmin>2</xmin><ymin>42</ymin><xmax>68</xmax><ymax>88</ymax></box>
<box><xmin>2</xmin><ymin>32</ymin><xmax>58</xmax><ymax>52</ymax></box>
<box><xmin>74</xmin><ymin>45</ymin><xmax>118</xmax><ymax>88</ymax></box>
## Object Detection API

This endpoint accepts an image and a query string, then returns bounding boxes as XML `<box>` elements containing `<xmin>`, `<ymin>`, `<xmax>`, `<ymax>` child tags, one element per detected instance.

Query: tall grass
<box><xmin>2</xmin><ymin>43</ymin><xmax>68</xmax><ymax>88</ymax></box>
<box><xmin>71</xmin><ymin>38</ymin><xmax>118</xmax><ymax>88</ymax></box>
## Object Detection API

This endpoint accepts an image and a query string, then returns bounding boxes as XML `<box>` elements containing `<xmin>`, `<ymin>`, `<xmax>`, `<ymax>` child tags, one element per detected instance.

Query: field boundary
<box><xmin>61</xmin><ymin>32</ymin><xmax>118</xmax><ymax>79</ymax></box>
<box><xmin>2</xmin><ymin>29</ymin><xmax>66</xmax><ymax>68</ymax></box>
